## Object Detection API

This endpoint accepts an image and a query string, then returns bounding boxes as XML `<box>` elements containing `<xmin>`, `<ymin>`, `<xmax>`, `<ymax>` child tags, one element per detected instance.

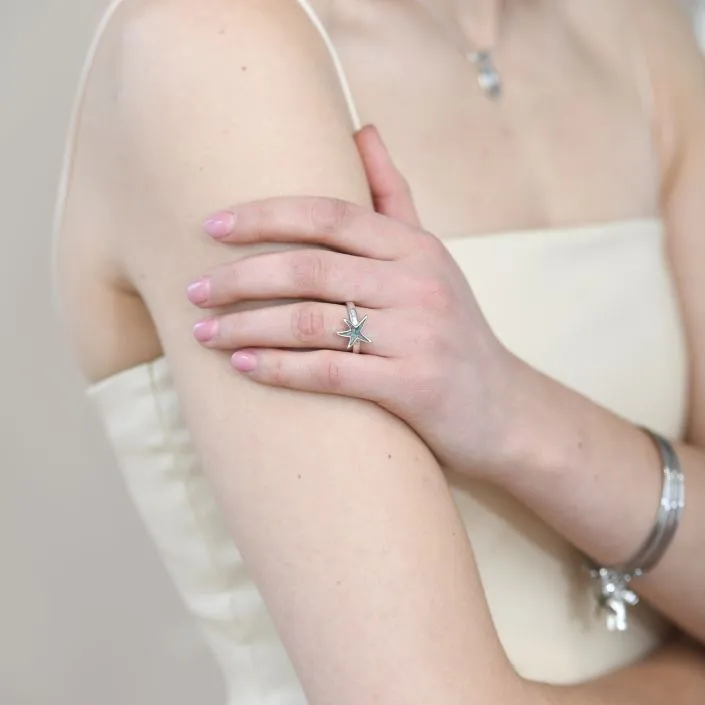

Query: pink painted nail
<box><xmin>187</xmin><ymin>279</ymin><xmax>210</xmax><ymax>305</ymax></box>
<box><xmin>232</xmin><ymin>351</ymin><xmax>257</xmax><ymax>373</ymax></box>
<box><xmin>204</xmin><ymin>211</ymin><xmax>235</xmax><ymax>238</ymax></box>
<box><xmin>193</xmin><ymin>319</ymin><xmax>218</xmax><ymax>343</ymax></box>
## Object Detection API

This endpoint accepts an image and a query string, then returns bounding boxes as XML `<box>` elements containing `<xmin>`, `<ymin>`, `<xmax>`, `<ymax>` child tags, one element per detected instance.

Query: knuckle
<box><xmin>292</xmin><ymin>252</ymin><xmax>331</xmax><ymax>291</ymax></box>
<box><xmin>217</xmin><ymin>314</ymin><xmax>237</xmax><ymax>344</ymax></box>
<box><xmin>317</xmin><ymin>354</ymin><xmax>346</xmax><ymax>392</ymax></box>
<box><xmin>414</xmin><ymin>277</ymin><xmax>455</xmax><ymax>314</ymax></box>
<box><xmin>210</xmin><ymin>264</ymin><xmax>242</xmax><ymax>302</ymax></box>
<box><xmin>409</xmin><ymin>362</ymin><xmax>445</xmax><ymax>413</ymax></box>
<box><xmin>423</xmin><ymin>231</ymin><xmax>445</xmax><ymax>254</ymax></box>
<box><xmin>309</xmin><ymin>197</ymin><xmax>353</xmax><ymax>236</ymax></box>
<box><xmin>349</xmin><ymin>257</ymin><xmax>376</xmax><ymax>298</ymax></box>
<box><xmin>412</xmin><ymin>323</ymin><xmax>447</xmax><ymax>357</ymax></box>
<box><xmin>416</xmin><ymin>230</ymin><xmax>448</xmax><ymax>262</ymax></box>
<box><xmin>291</xmin><ymin>303</ymin><xmax>326</xmax><ymax>343</ymax></box>
<box><xmin>397</xmin><ymin>170</ymin><xmax>413</xmax><ymax>195</ymax></box>
<box><xmin>268</xmin><ymin>354</ymin><xmax>287</xmax><ymax>387</ymax></box>
<box><xmin>251</xmin><ymin>201</ymin><xmax>277</xmax><ymax>240</ymax></box>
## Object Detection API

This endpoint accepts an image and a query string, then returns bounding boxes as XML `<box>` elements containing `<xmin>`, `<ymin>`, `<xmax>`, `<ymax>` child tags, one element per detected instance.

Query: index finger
<box><xmin>203</xmin><ymin>196</ymin><xmax>416</xmax><ymax>260</ymax></box>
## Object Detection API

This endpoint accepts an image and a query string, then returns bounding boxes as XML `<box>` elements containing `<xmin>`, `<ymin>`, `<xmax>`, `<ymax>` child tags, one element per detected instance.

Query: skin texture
<box><xmin>190</xmin><ymin>131</ymin><xmax>513</xmax><ymax>473</ymax></box>
<box><xmin>541</xmin><ymin>636</ymin><xmax>705</xmax><ymax>705</ymax></box>
<box><xmin>192</xmin><ymin>114</ymin><xmax>705</xmax><ymax>644</ymax></box>
<box><xmin>54</xmin><ymin>0</ymin><xmax>705</xmax><ymax>702</ymax></box>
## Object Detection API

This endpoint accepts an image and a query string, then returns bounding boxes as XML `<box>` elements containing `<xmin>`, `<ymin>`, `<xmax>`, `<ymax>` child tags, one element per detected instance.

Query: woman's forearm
<box><xmin>497</xmin><ymin>354</ymin><xmax>705</xmax><ymax>641</ymax></box>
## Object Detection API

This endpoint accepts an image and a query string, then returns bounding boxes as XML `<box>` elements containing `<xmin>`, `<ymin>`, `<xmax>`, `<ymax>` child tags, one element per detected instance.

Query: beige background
<box><xmin>0</xmin><ymin>2</ymin><xmax>221</xmax><ymax>703</ymax></box>
<box><xmin>1</xmin><ymin>2</ymin><xmax>703</xmax><ymax>704</ymax></box>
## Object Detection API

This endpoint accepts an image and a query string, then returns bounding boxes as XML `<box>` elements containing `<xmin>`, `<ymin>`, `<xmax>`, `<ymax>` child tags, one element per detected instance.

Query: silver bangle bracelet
<box><xmin>588</xmin><ymin>427</ymin><xmax>685</xmax><ymax>633</ymax></box>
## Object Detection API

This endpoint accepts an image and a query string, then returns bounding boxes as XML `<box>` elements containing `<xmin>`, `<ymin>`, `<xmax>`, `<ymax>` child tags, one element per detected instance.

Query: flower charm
<box><xmin>592</xmin><ymin>567</ymin><xmax>640</xmax><ymax>632</ymax></box>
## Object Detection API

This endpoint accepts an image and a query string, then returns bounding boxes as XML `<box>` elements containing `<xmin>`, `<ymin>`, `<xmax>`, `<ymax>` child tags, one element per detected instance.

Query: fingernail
<box><xmin>193</xmin><ymin>319</ymin><xmax>218</xmax><ymax>343</ymax></box>
<box><xmin>204</xmin><ymin>211</ymin><xmax>235</xmax><ymax>238</ymax></box>
<box><xmin>187</xmin><ymin>279</ymin><xmax>210</xmax><ymax>305</ymax></box>
<box><xmin>361</xmin><ymin>123</ymin><xmax>381</xmax><ymax>142</ymax></box>
<box><xmin>232</xmin><ymin>351</ymin><xmax>257</xmax><ymax>373</ymax></box>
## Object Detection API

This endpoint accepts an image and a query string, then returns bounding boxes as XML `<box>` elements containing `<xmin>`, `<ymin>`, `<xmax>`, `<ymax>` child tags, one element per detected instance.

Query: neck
<box><xmin>421</xmin><ymin>0</ymin><xmax>506</xmax><ymax>50</ymax></box>
<box><xmin>455</xmin><ymin>0</ymin><xmax>505</xmax><ymax>49</ymax></box>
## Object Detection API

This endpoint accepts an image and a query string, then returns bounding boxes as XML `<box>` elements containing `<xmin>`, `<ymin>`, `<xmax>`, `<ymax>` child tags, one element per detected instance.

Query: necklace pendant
<box><xmin>467</xmin><ymin>51</ymin><xmax>502</xmax><ymax>100</ymax></box>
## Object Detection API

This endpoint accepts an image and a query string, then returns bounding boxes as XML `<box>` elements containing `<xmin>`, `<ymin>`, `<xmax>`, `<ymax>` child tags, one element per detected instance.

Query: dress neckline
<box><xmin>85</xmin><ymin>215</ymin><xmax>664</xmax><ymax>394</ymax></box>
<box><xmin>440</xmin><ymin>215</ymin><xmax>661</xmax><ymax>243</ymax></box>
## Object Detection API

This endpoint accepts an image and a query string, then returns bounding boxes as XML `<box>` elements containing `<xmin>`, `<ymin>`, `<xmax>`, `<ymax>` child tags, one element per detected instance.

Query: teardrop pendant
<box><xmin>467</xmin><ymin>51</ymin><xmax>502</xmax><ymax>100</ymax></box>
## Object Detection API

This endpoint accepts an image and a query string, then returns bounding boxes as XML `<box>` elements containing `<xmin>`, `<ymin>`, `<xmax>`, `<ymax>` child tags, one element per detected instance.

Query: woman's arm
<box><xmin>486</xmin><ymin>0</ymin><xmax>705</xmax><ymax>641</ymax></box>
<box><xmin>537</xmin><ymin>638</ymin><xmax>705</xmax><ymax>705</ymax></box>
<box><xmin>188</xmin><ymin>0</ymin><xmax>705</xmax><ymax>642</ymax></box>
<box><xmin>88</xmin><ymin>2</ymin><xmax>523</xmax><ymax>703</ymax></box>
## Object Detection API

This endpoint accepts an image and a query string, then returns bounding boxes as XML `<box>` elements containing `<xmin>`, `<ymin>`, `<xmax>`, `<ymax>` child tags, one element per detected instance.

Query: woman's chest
<box><xmin>327</xmin><ymin>1</ymin><xmax>660</xmax><ymax>237</ymax></box>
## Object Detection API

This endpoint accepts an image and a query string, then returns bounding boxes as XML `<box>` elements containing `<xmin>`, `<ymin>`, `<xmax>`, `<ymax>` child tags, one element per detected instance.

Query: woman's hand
<box><xmin>187</xmin><ymin>125</ymin><xmax>521</xmax><ymax>476</ymax></box>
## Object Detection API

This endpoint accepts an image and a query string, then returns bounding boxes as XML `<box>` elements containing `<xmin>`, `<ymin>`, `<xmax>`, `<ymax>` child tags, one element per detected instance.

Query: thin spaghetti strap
<box><xmin>52</xmin><ymin>0</ymin><xmax>362</xmax><ymax>305</ymax></box>
<box><xmin>51</xmin><ymin>0</ymin><xmax>127</xmax><ymax>308</ymax></box>
<box><xmin>295</xmin><ymin>0</ymin><xmax>363</xmax><ymax>131</ymax></box>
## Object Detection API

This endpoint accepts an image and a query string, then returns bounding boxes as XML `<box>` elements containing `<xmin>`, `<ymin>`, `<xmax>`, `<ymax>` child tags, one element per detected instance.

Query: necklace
<box><xmin>467</xmin><ymin>50</ymin><xmax>502</xmax><ymax>100</ymax></box>
<box><xmin>419</xmin><ymin>2</ymin><xmax>504</xmax><ymax>101</ymax></box>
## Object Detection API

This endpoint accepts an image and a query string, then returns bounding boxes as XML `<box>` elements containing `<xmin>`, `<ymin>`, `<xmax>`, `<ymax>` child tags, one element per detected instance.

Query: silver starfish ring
<box><xmin>336</xmin><ymin>301</ymin><xmax>373</xmax><ymax>354</ymax></box>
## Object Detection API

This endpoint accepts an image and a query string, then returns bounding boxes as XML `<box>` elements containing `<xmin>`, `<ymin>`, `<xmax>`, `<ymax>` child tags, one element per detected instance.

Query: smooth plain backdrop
<box><xmin>1</xmin><ymin>1</ymin><xmax>702</xmax><ymax>704</ymax></box>
<box><xmin>1</xmin><ymin>2</ymin><xmax>221</xmax><ymax>703</ymax></box>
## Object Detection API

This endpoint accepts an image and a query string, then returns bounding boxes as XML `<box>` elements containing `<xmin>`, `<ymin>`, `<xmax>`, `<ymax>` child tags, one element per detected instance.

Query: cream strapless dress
<box><xmin>56</xmin><ymin>0</ymin><xmax>689</xmax><ymax>700</ymax></box>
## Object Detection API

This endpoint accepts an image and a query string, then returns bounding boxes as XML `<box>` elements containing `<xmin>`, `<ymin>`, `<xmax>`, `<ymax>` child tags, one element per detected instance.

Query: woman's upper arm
<box><xmin>94</xmin><ymin>2</ymin><xmax>516</xmax><ymax>702</ymax></box>
<box><xmin>639</xmin><ymin>2</ymin><xmax>705</xmax><ymax>446</ymax></box>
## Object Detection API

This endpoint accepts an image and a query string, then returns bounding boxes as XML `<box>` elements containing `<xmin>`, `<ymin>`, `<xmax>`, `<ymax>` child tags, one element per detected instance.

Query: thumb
<box><xmin>354</xmin><ymin>124</ymin><xmax>421</xmax><ymax>228</ymax></box>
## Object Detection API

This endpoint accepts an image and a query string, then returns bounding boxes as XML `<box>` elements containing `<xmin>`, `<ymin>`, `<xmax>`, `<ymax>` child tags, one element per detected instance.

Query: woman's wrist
<box><xmin>481</xmin><ymin>354</ymin><xmax>665</xmax><ymax>564</ymax></box>
<box><xmin>474</xmin><ymin>352</ymin><xmax>583</xmax><ymax>485</ymax></box>
<box><xmin>443</xmin><ymin>347</ymin><xmax>547</xmax><ymax>482</ymax></box>
<box><xmin>473</xmin><ymin>350</ymin><xmax>705</xmax><ymax>641</ymax></box>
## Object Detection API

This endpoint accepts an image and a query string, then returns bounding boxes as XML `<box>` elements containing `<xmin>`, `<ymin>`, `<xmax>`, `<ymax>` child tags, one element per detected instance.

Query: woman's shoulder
<box><xmin>94</xmin><ymin>0</ymin><xmax>339</xmax><ymax>100</ymax></box>
<box><xmin>100</xmin><ymin>0</ymin><xmax>341</xmax><ymax>74</ymax></box>
<box><xmin>621</xmin><ymin>0</ymin><xmax>705</xmax><ymax>182</ymax></box>
<box><xmin>563</xmin><ymin>0</ymin><xmax>702</xmax><ymax>82</ymax></box>
<box><xmin>80</xmin><ymin>0</ymin><xmax>353</xmax><ymax>164</ymax></box>
<box><xmin>55</xmin><ymin>0</ymin><xmax>359</xmax><ymax>383</ymax></box>
<box><xmin>62</xmin><ymin>0</ymin><xmax>358</xmax><ymax>238</ymax></box>
<box><xmin>565</xmin><ymin>0</ymin><xmax>704</xmax><ymax>181</ymax></box>
<box><xmin>109</xmin><ymin>0</ymin><xmax>331</xmax><ymax>44</ymax></box>
<box><xmin>76</xmin><ymin>0</ymin><xmax>360</xmax><ymax>230</ymax></box>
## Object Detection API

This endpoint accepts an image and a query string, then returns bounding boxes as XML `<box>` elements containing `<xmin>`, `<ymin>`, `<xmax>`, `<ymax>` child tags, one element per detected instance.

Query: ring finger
<box><xmin>193</xmin><ymin>301</ymin><xmax>397</xmax><ymax>357</ymax></box>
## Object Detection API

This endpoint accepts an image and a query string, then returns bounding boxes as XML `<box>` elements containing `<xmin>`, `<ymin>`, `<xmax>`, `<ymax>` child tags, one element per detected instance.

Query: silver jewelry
<box><xmin>589</xmin><ymin>428</ymin><xmax>685</xmax><ymax>632</ymax></box>
<box><xmin>467</xmin><ymin>50</ymin><xmax>502</xmax><ymax>100</ymax></box>
<box><xmin>336</xmin><ymin>302</ymin><xmax>372</xmax><ymax>354</ymax></box>
<box><xmin>417</xmin><ymin>2</ymin><xmax>504</xmax><ymax>101</ymax></box>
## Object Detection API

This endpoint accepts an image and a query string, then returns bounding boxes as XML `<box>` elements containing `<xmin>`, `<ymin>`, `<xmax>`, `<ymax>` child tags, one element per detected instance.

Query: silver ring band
<box><xmin>336</xmin><ymin>301</ymin><xmax>372</xmax><ymax>353</ymax></box>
